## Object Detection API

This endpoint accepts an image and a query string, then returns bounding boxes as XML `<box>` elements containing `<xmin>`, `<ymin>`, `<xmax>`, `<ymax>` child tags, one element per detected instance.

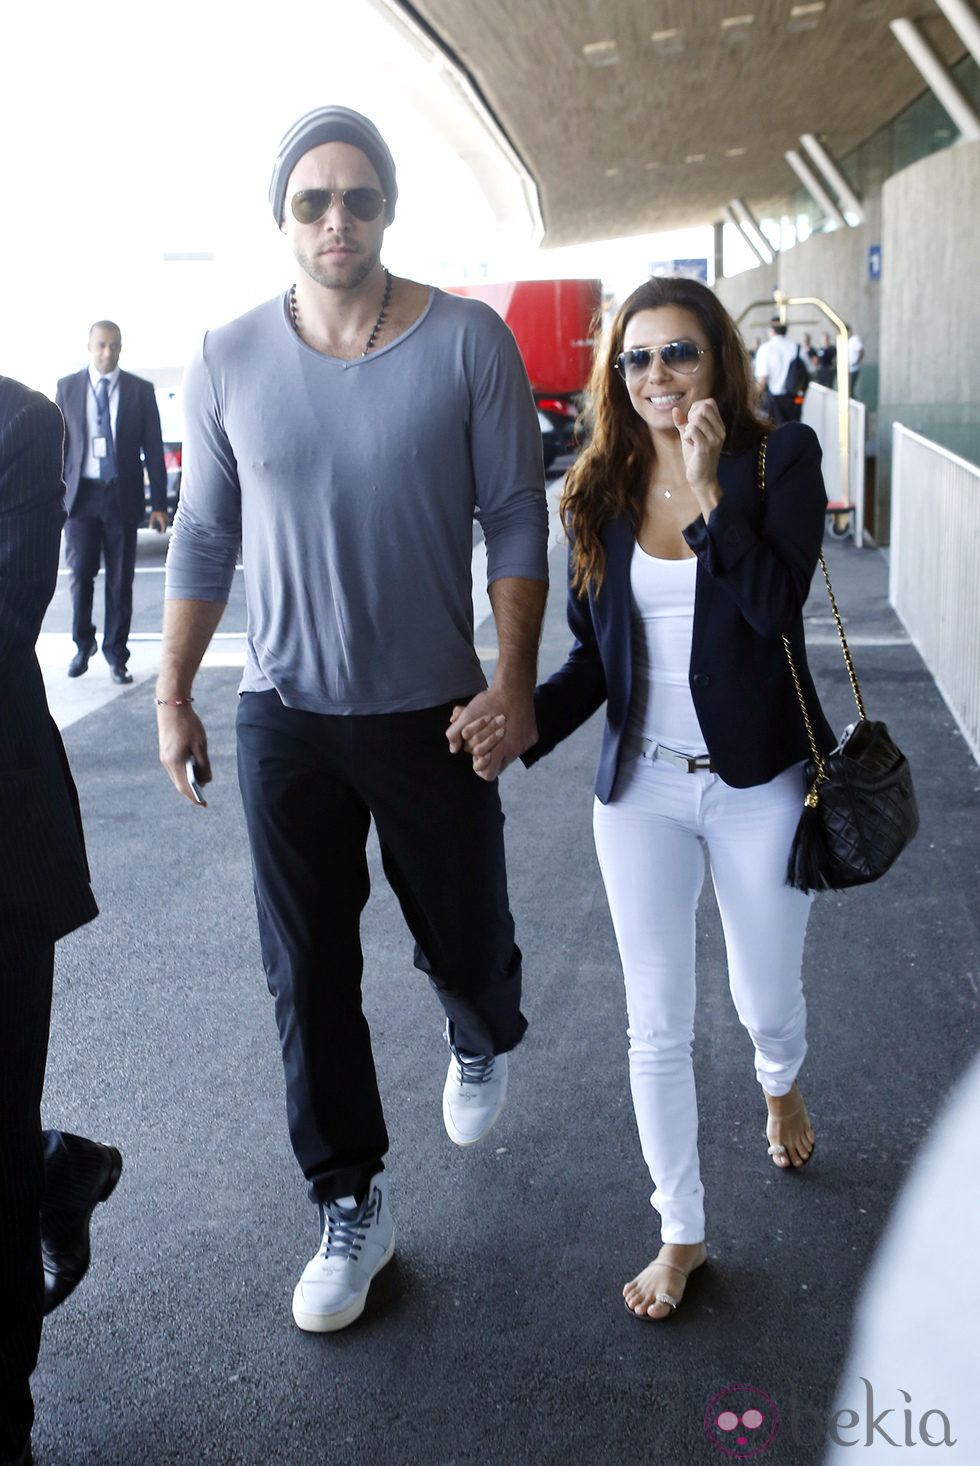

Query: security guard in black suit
<box><xmin>56</xmin><ymin>320</ymin><xmax>168</xmax><ymax>684</ymax></box>
<box><xmin>0</xmin><ymin>375</ymin><xmax>122</xmax><ymax>1466</ymax></box>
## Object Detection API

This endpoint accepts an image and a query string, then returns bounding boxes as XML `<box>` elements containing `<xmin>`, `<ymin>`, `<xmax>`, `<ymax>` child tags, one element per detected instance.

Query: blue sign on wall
<box><xmin>651</xmin><ymin>258</ymin><xmax>709</xmax><ymax>282</ymax></box>
<box><xmin>868</xmin><ymin>245</ymin><xmax>882</xmax><ymax>280</ymax></box>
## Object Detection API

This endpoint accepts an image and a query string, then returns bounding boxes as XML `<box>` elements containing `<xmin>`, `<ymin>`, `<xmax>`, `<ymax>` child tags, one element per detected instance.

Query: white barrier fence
<box><xmin>891</xmin><ymin>424</ymin><xmax>980</xmax><ymax>764</ymax></box>
<box><xmin>800</xmin><ymin>383</ymin><xmax>867</xmax><ymax>545</ymax></box>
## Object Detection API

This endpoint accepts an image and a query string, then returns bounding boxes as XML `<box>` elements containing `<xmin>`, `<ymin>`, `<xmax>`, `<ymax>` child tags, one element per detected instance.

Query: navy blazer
<box><xmin>55</xmin><ymin>366</ymin><xmax>167</xmax><ymax>524</ymax></box>
<box><xmin>0</xmin><ymin>377</ymin><xmax>98</xmax><ymax>941</ymax></box>
<box><xmin>525</xmin><ymin>421</ymin><xmax>836</xmax><ymax>797</ymax></box>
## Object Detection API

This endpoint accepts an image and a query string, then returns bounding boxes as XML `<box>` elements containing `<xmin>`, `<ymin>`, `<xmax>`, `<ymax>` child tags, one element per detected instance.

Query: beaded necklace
<box><xmin>288</xmin><ymin>268</ymin><xmax>392</xmax><ymax>356</ymax></box>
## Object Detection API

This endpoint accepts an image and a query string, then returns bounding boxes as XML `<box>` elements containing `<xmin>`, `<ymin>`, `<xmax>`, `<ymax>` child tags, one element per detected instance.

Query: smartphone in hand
<box><xmin>185</xmin><ymin>756</ymin><xmax>206</xmax><ymax>805</ymax></box>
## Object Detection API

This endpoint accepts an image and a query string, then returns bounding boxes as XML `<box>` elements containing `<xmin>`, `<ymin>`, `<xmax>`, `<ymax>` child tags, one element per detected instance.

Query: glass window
<box><xmin>842</xmin><ymin>54</ymin><xmax>979</xmax><ymax>186</ymax></box>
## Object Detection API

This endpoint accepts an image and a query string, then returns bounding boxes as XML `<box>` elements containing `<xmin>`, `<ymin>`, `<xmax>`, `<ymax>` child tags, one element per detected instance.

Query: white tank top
<box><xmin>626</xmin><ymin>544</ymin><xmax>708</xmax><ymax>755</ymax></box>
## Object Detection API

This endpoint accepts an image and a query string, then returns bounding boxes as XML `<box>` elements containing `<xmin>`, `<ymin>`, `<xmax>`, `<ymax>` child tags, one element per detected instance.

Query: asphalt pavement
<box><xmin>30</xmin><ymin>495</ymin><xmax>980</xmax><ymax>1465</ymax></box>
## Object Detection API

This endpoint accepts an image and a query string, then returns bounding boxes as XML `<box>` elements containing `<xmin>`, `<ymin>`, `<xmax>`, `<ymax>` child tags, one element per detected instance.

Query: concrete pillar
<box><xmin>799</xmin><ymin>134</ymin><xmax>865</xmax><ymax>223</ymax></box>
<box><xmin>784</xmin><ymin>150</ymin><xmax>848</xmax><ymax>228</ymax></box>
<box><xmin>933</xmin><ymin>0</ymin><xmax>980</xmax><ymax>68</ymax></box>
<box><xmin>890</xmin><ymin>18</ymin><xmax>980</xmax><ymax>142</ymax></box>
<box><xmin>727</xmin><ymin>199</ymin><xmax>775</xmax><ymax>264</ymax></box>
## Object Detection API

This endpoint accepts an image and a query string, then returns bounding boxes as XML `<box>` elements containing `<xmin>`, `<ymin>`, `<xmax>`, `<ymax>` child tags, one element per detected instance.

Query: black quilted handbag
<box><xmin>785</xmin><ymin>714</ymin><xmax>919</xmax><ymax>892</ymax></box>
<box><xmin>757</xmin><ymin>440</ymin><xmax>919</xmax><ymax>893</ymax></box>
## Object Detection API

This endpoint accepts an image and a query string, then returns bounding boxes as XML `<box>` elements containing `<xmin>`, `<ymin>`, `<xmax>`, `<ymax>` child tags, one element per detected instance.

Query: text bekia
<box><xmin>788</xmin><ymin>1378</ymin><xmax>956</xmax><ymax>1448</ymax></box>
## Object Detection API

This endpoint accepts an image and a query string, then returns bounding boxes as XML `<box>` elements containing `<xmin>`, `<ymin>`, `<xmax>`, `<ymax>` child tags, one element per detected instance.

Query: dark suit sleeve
<box><xmin>54</xmin><ymin>372</ymin><xmax>85</xmax><ymax>509</ymax></box>
<box><xmin>683</xmin><ymin>422</ymin><xmax>827</xmax><ymax>637</ymax></box>
<box><xmin>0</xmin><ymin>378</ymin><xmax>98</xmax><ymax>936</ymax></box>
<box><xmin>138</xmin><ymin>379</ymin><xmax>168</xmax><ymax>512</ymax></box>
<box><xmin>0</xmin><ymin>389</ymin><xmax>66</xmax><ymax>662</ymax></box>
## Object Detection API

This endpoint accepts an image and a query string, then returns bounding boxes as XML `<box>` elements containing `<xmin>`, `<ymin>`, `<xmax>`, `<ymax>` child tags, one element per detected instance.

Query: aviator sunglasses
<box><xmin>289</xmin><ymin>187</ymin><xmax>388</xmax><ymax>224</ymax></box>
<box><xmin>615</xmin><ymin>340</ymin><xmax>708</xmax><ymax>383</ymax></box>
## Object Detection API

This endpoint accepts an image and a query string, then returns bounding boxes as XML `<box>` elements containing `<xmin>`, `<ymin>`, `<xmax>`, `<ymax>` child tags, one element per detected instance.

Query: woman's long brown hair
<box><xmin>561</xmin><ymin>276</ymin><xmax>766</xmax><ymax>596</ymax></box>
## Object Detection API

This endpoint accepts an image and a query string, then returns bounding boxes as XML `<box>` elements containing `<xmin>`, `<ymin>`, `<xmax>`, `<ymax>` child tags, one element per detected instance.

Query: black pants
<box><xmin>766</xmin><ymin>390</ymin><xmax>802</xmax><ymax>427</ymax></box>
<box><xmin>0</xmin><ymin>926</ymin><xmax>116</xmax><ymax>1463</ymax></box>
<box><xmin>236</xmin><ymin>693</ymin><xmax>527</xmax><ymax>1204</ymax></box>
<box><xmin>0</xmin><ymin>930</ymin><xmax>52</xmax><ymax>1464</ymax></box>
<box><xmin>64</xmin><ymin>479</ymin><xmax>137</xmax><ymax>667</ymax></box>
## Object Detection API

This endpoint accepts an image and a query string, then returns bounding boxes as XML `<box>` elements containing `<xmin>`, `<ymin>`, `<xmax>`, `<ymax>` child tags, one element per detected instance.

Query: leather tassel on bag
<box><xmin>785</xmin><ymin>782</ymin><xmax>832</xmax><ymax>893</ymax></box>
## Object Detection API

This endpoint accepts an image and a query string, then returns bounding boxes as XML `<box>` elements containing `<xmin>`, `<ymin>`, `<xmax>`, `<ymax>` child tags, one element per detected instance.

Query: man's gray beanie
<box><xmin>269</xmin><ymin>106</ymin><xmax>398</xmax><ymax>224</ymax></box>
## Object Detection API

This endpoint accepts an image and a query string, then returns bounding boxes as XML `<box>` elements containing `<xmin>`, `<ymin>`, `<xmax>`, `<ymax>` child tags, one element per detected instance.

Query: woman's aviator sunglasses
<box><xmin>615</xmin><ymin>340</ymin><xmax>708</xmax><ymax>382</ymax></box>
<box><xmin>290</xmin><ymin>187</ymin><xmax>387</xmax><ymax>225</ymax></box>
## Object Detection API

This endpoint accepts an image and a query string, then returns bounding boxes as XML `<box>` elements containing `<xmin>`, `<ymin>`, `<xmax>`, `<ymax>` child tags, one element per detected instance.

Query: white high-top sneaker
<box><xmin>291</xmin><ymin>1171</ymin><xmax>394</xmax><ymax>1333</ymax></box>
<box><xmin>442</xmin><ymin>1021</ymin><xmax>509</xmax><ymax>1146</ymax></box>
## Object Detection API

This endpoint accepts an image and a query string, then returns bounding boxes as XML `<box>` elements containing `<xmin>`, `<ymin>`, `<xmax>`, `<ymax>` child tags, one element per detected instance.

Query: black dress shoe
<box><xmin>41</xmin><ymin>1141</ymin><xmax>123</xmax><ymax>1315</ymax></box>
<box><xmin>110</xmin><ymin>665</ymin><xmax>134</xmax><ymax>685</ymax></box>
<box><xmin>67</xmin><ymin>640</ymin><xmax>97</xmax><ymax>678</ymax></box>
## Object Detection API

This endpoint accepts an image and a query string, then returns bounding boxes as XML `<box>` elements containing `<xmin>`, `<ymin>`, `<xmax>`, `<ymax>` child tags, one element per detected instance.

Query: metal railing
<box><xmin>890</xmin><ymin>423</ymin><xmax>980</xmax><ymax>763</ymax></box>
<box><xmin>738</xmin><ymin>291</ymin><xmax>855</xmax><ymax>506</ymax></box>
<box><xmin>801</xmin><ymin>384</ymin><xmax>867</xmax><ymax>545</ymax></box>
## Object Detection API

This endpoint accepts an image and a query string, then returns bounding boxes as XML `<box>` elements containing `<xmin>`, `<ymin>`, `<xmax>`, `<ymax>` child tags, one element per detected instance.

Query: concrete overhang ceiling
<box><xmin>392</xmin><ymin>0</ymin><xmax>968</xmax><ymax>246</ymax></box>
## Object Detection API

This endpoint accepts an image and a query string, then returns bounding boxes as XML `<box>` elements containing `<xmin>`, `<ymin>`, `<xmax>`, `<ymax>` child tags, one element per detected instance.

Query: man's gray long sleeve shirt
<box><xmin>166</xmin><ymin>287</ymin><xmax>548</xmax><ymax>715</ymax></box>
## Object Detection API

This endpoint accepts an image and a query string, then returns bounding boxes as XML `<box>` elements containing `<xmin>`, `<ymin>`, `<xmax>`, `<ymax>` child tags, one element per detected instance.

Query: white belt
<box><xmin>639</xmin><ymin>739</ymin><xmax>715</xmax><ymax>773</ymax></box>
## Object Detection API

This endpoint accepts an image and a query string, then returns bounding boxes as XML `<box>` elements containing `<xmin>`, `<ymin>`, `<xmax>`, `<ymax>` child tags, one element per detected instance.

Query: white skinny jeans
<box><xmin>592</xmin><ymin>748</ymin><xmax>813</xmax><ymax>1243</ymax></box>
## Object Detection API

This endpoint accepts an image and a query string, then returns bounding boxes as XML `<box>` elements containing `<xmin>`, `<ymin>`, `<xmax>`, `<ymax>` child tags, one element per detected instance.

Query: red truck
<box><xmin>445</xmin><ymin>278</ymin><xmax>600</xmax><ymax>468</ymax></box>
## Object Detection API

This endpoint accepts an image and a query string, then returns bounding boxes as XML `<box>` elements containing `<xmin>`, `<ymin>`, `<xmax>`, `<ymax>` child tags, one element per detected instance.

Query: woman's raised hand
<box><xmin>672</xmin><ymin>396</ymin><xmax>725</xmax><ymax>503</ymax></box>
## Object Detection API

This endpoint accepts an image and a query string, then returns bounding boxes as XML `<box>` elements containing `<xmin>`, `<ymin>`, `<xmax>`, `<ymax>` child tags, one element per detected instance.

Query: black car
<box><xmin>537</xmin><ymin>393</ymin><xmax>580</xmax><ymax>471</ymax></box>
<box><xmin>150</xmin><ymin>385</ymin><xmax>182</xmax><ymax>521</ymax></box>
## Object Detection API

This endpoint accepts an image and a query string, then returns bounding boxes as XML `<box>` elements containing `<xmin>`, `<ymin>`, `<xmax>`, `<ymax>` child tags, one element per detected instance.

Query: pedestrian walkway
<box><xmin>32</xmin><ymin>532</ymin><xmax>978</xmax><ymax>1465</ymax></box>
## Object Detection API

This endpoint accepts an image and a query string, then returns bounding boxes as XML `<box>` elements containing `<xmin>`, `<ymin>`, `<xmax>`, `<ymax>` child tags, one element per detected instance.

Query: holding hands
<box><xmin>446</xmin><ymin>686</ymin><xmax>536</xmax><ymax>782</ymax></box>
<box><xmin>445</xmin><ymin>575</ymin><xmax>545</xmax><ymax>781</ymax></box>
<box><xmin>447</xmin><ymin>706</ymin><xmax>505</xmax><ymax>777</ymax></box>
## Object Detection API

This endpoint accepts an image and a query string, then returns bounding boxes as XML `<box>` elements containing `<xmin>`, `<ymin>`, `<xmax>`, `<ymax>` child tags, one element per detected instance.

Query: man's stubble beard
<box><xmin>294</xmin><ymin>243</ymin><xmax>380</xmax><ymax>294</ymax></box>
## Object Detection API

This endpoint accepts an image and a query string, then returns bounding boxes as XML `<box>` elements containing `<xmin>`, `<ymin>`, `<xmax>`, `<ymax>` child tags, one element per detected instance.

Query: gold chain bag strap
<box><xmin>757</xmin><ymin>438</ymin><xmax>919</xmax><ymax>892</ymax></box>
